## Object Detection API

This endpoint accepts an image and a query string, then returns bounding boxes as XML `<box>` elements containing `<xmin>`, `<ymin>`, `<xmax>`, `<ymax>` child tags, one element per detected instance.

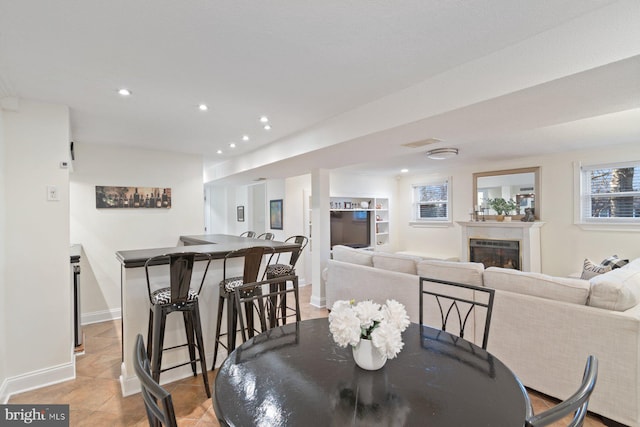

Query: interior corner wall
<box><xmin>0</xmin><ymin>107</ymin><xmax>8</xmax><ymax>395</ymax></box>
<box><xmin>3</xmin><ymin>100</ymin><xmax>71</xmax><ymax>382</ymax></box>
<box><xmin>69</xmin><ymin>143</ymin><xmax>204</xmax><ymax>322</ymax></box>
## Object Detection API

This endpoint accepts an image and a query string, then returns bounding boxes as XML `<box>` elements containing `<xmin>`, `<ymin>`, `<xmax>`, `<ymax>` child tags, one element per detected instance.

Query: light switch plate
<box><xmin>47</xmin><ymin>185</ymin><xmax>60</xmax><ymax>201</ymax></box>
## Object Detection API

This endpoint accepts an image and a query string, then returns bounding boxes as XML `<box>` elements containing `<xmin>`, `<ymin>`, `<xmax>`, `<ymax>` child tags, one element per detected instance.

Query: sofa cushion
<box><xmin>580</xmin><ymin>255</ymin><xmax>628</xmax><ymax>280</ymax></box>
<box><xmin>589</xmin><ymin>258</ymin><xmax>640</xmax><ymax>311</ymax></box>
<box><xmin>417</xmin><ymin>260</ymin><xmax>484</xmax><ymax>287</ymax></box>
<box><xmin>372</xmin><ymin>253</ymin><xmax>420</xmax><ymax>275</ymax></box>
<box><xmin>580</xmin><ymin>258</ymin><xmax>614</xmax><ymax>280</ymax></box>
<box><xmin>484</xmin><ymin>267</ymin><xmax>590</xmax><ymax>305</ymax></box>
<box><xmin>331</xmin><ymin>245</ymin><xmax>373</xmax><ymax>266</ymax></box>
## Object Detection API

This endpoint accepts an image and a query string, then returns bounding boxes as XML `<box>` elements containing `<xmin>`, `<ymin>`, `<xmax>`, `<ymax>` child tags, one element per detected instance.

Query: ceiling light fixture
<box><xmin>229</xmin><ymin>142</ymin><xmax>236</xmax><ymax>148</ymax></box>
<box><xmin>263</xmin><ymin>124</ymin><xmax>271</xmax><ymax>130</ymax></box>
<box><xmin>117</xmin><ymin>88</ymin><xmax>131</xmax><ymax>96</ymax></box>
<box><xmin>401</xmin><ymin>169</ymin><xmax>409</xmax><ymax>173</ymax></box>
<box><xmin>216</xmin><ymin>149</ymin><xmax>223</xmax><ymax>154</ymax></box>
<box><xmin>198</xmin><ymin>104</ymin><xmax>208</xmax><ymax>111</ymax></box>
<box><xmin>242</xmin><ymin>135</ymin><xmax>250</xmax><ymax>141</ymax></box>
<box><xmin>426</xmin><ymin>148</ymin><xmax>458</xmax><ymax>160</ymax></box>
<box><xmin>259</xmin><ymin>116</ymin><xmax>269</xmax><ymax>123</ymax></box>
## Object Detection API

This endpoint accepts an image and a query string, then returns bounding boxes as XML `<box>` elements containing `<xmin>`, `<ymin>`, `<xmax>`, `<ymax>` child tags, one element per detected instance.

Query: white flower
<box><xmin>329</xmin><ymin>306</ymin><xmax>361</xmax><ymax>347</ymax></box>
<box><xmin>371</xmin><ymin>322</ymin><xmax>404</xmax><ymax>359</ymax></box>
<box><xmin>329</xmin><ymin>299</ymin><xmax>409</xmax><ymax>358</ymax></box>
<box><xmin>353</xmin><ymin>300</ymin><xmax>383</xmax><ymax>331</ymax></box>
<box><xmin>381</xmin><ymin>299</ymin><xmax>410</xmax><ymax>333</ymax></box>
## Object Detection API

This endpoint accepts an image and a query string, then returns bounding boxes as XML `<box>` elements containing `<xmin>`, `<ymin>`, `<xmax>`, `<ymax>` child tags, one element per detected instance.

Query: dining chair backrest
<box><xmin>240</xmin><ymin>231</ymin><xmax>256</xmax><ymax>238</ymax></box>
<box><xmin>257</xmin><ymin>232</ymin><xmax>274</xmax><ymax>240</ymax></box>
<box><xmin>525</xmin><ymin>355</ymin><xmax>598</xmax><ymax>427</ymax></box>
<box><xmin>233</xmin><ymin>275</ymin><xmax>301</xmax><ymax>342</ymax></box>
<box><xmin>419</xmin><ymin>276</ymin><xmax>495</xmax><ymax>349</ymax></box>
<box><xmin>133</xmin><ymin>334</ymin><xmax>178</xmax><ymax>427</ymax></box>
<box><xmin>144</xmin><ymin>252</ymin><xmax>212</xmax><ymax>305</ymax></box>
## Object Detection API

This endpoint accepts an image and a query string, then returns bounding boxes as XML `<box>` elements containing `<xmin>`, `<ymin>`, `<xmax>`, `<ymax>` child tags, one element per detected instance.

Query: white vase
<box><xmin>352</xmin><ymin>338</ymin><xmax>387</xmax><ymax>370</ymax></box>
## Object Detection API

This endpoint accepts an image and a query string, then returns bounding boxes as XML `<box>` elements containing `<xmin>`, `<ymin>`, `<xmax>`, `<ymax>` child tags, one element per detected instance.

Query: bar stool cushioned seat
<box><xmin>151</xmin><ymin>288</ymin><xmax>198</xmax><ymax>305</ymax></box>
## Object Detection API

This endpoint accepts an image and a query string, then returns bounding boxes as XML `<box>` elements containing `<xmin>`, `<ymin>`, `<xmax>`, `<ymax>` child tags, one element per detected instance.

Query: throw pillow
<box><xmin>600</xmin><ymin>255</ymin><xmax>629</xmax><ymax>270</ymax></box>
<box><xmin>580</xmin><ymin>258</ymin><xmax>613</xmax><ymax>280</ymax></box>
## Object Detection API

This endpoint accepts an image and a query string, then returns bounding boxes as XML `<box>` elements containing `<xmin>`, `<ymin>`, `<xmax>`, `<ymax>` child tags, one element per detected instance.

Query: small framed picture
<box><xmin>270</xmin><ymin>199</ymin><xmax>283</xmax><ymax>230</ymax></box>
<box><xmin>237</xmin><ymin>205</ymin><xmax>245</xmax><ymax>222</ymax></box>
<box><xmin>345</xmin><ymin>202</ymin><xmax>352</xmax><ymax>209</ymax></box>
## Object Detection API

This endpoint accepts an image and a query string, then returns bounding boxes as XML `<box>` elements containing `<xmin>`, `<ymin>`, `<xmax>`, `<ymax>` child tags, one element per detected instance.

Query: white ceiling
<box><xmin>1</xmin><ymin>0</ymin><xmax>639</xmax><ymax>185</ymax></box>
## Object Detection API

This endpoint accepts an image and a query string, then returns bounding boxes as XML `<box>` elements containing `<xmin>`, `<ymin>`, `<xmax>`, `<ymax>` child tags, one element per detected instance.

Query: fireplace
<box><xmin>470</xmin><ymin>238</ymin><xmax>520</xmax><ymax>270</ymax></box>
<box><xmin>457</xmin><ymin>221</ymin><xmax>544</xmax><ymax>272</ymax></box>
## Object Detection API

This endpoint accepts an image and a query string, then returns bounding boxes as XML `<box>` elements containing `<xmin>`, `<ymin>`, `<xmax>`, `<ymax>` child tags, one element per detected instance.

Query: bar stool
<box><xmin>145</xmin><ymin>252</ymin><xmax>212</xmax><ymax>397</ymax></box>
<box><xmin>256</xmin><ymin>232</ymin><xmax>274</xmax><ymax>240</ymax></box>
<box><xmin>212</xmin><ymin>246</ymin><xmax>272</xmax><ymax>368</ymax></box>
<box><xmin>263</xmin><ymin>235</ymin><xmax>308</xmax><ymax>325</ymax></box>
<box><xmin>239</xmin><ymin>231</ymin><xmax>256</xmax><ymax>238</ymax></box>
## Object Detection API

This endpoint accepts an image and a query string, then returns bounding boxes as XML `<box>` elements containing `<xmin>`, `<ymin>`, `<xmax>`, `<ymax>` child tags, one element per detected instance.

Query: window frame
<box><xmin>410</xmin><ymin>177</ymin><xmax>452</xmax><ymax>227</ymax></box>
<box><xmin>574</xmin><ymin>160</ymin><xmax>640</xmax><ymax>231</ymax></box>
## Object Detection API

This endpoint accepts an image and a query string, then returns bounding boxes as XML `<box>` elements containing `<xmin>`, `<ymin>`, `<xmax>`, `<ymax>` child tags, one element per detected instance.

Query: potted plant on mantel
<box><xmin>487</xmin><ymin>198</ymin><xmax>517</xmax><ymax>222</ymax></box>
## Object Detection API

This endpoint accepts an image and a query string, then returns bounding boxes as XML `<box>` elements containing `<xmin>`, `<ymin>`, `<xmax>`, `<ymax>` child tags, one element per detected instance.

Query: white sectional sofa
<box><xmin>325</xmin><ymin>245</ymin><xmax>640</xmax><ymax>427</ymax></box>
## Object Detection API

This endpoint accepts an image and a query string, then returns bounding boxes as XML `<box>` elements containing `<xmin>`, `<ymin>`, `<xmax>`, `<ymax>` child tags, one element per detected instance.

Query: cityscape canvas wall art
<box><xmin>95</xmin><ymin>186</ymin><xmax>172</xmax><ymax>209</ymax></box>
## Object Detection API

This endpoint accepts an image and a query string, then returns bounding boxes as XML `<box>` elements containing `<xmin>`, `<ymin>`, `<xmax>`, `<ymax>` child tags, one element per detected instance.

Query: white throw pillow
<box><xmin>589</xmin><ymin>261</ymin><xmax>640</xmax><ymax>311</ymax></box>
<box><xmin>484</xmin><ymin>267</ymin><xmax>590</xmax><ymax>305</ymax></box>
<box><xmin>417</xmin><ymin>260</ymin><xmax>484</xmax><ymax>287</ymax></box>
<box><xmin>372</xmin><ymin>253</ymin><xmax>420</xmax><ymax>275</ymax></box>
<box><xmin>331</xmin><ymin>245</ymin><xmax>373</xmax><ymax>267</ymax></box>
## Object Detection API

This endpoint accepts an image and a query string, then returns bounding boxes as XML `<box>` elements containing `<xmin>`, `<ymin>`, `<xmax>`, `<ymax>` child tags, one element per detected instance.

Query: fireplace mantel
<box><xmin>456</xmin><ymin>221</ymin><xmax>545</xmax><ymax>272</ymax></box>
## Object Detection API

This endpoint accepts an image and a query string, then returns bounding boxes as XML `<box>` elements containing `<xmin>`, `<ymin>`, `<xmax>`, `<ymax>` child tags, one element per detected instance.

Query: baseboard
<box><xmin>310</xmin><ymin>293</ymin><xmax>326</xmax><ymax>308</ymax></box>
<box><xmin>120</xmin><ymin>348</ymin><xmax>225</xmax><ymax>397</ymax></box>
<box><xmin>1</xmin><ymin>362</ymin><xmax>75</xmax><ymax>403</ymax></box>
<box><xmin>0</xmin><ymin>378</ymin><xmax>9</xmax><ymax>404</ymax></box>
<box><xmin>82</xmin><ymin>308</ymin><xmax>121</xmax><ymax>325</ymax></box>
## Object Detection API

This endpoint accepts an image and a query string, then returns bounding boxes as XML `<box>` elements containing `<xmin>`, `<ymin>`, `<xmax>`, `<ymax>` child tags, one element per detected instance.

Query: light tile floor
<box><xmin>9</xmin><ymin>285</ymin><xmax>606</xmax><ymax>426</ymax></box>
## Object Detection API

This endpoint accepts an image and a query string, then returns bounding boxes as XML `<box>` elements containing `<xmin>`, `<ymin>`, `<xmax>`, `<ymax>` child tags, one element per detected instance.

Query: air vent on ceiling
<box><xmin>401</xmin><ymin>138</ymin><xmax>442</xmax><ymax>148</ymax></box>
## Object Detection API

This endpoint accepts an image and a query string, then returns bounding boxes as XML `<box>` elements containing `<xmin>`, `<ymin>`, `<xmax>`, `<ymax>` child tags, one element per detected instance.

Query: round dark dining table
<box><xmin>214</xmin><ymin>318</ymin><xmax>530</xmax><ymax>426</ymax></box>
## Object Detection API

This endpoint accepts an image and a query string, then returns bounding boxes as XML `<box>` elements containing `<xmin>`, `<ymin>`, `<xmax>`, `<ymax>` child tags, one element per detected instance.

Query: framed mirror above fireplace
<box><xmin>473</xmin><ymin>166</ymin><xmax>540</xmax><ymax>220</ymax></box>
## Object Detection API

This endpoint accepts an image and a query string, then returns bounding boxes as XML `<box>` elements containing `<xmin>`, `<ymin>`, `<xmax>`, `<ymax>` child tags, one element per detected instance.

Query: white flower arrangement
<box><xmin>329</xmin><ymin>299</ymin><xmax>410</xmax><ymax>359</ymax></box>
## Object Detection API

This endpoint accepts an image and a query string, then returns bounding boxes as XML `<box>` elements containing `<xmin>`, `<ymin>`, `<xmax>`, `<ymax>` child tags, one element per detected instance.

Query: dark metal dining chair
<box><xmin>256</xmin><ymin>232</ymin><xmax>274</xmax><ymax>240</ymax></box>
<box><xmin>212</xmin><ymin>246</ymin><xmax>274</xmax><ymax>368</ymax></box>
<box><xmin>233</xmin><ymin>275</ymin><xmax>301</xmax><ymax>343</ymax></box>
<box><xmin>133</xmin><ymin>334</ymin><xmax>178</xmax><ymax>427</ymax></box>
<box><xmin>525</xmin><ymin>355</ymin><xmax>598</xmax><ymax>427</ymax></box>
<box><xmin>239</xmin><ymin>231</ymin><xmax>256</xmax><ymax>238</ymax></box>
<box><xmin>144</xmin><ymin>252</ymin><xmax>212</xmax><ymax>397</ymax></box>
<box><xmin>419</xmin><ymin>276</ymin><xmax>495</xmax><ymax>350</ymax></box>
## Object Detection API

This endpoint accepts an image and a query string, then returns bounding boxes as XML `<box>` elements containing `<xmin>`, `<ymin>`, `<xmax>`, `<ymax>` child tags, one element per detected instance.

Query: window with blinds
<box><xmin>580</xmin><ymin>162</ymin><xmax>640</xmax><ymax>222</ymax></box>
<box><xmin>412</xmin><ymin>179</ymin><xmax>450</xmax><ymax>222</ymax></box>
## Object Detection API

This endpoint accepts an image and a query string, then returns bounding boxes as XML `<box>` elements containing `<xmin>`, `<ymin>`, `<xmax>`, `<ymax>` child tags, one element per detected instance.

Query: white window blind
<box><xmin>580</xmin><ymin>162</ymin><xmax>640</xmax><ymax>222</ymax></box>
<box><xmin>412</xmin><ymin>179</ymin><xmax>450</xmax><ymax>222</ymax></box>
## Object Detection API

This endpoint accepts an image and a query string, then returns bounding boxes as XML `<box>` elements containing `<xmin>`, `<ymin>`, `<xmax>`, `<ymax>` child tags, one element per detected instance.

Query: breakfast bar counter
<box><xmin>116</xmin><ymin>234</ymin><xmax>298</xmax><ymax>396</ymax></box>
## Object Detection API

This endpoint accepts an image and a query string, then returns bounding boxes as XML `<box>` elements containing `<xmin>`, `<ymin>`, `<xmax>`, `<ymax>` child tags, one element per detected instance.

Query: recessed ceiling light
<box><xmin>229</xmin><ymin>142</ymin><xmax>236</xmax><ymax>148</ymax></box>
<box><xmin>242</xmin><ymin>135</ymin><xmax>250</xmax><ymax>141</ymax></box>
<box><xmin>216</xmin><ymin>149</ymin><xmax>223</xmax><ymax>154</ymax></box>
<box><xmin>263</xmin><ymin>124</ymin><xmax>271</xmax><ymax>130</ymax></box>
<box><xmin>198</xmin><ymin>104</ymin><xmax>208</xmax><ymax>111</ymax></box>
<box><xmin>259</xmin><ymin>116</ymin><xmax>269</xmax><ymax>123</ymax></box>
<box><xmin>401</xmin><ymin>169</ymin><xmax>409</xmax><ymax>173</ymax></box>
<box><xmin>118</xmin><ymin>88</ymin><xmax>131</xmax><ymax>96</ymax></box>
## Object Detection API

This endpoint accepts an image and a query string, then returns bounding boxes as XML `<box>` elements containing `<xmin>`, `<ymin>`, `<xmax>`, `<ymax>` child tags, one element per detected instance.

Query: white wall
<box><xmin>0</xmin><ymin>105</ymin><xmax>7</xmax><ymax>395</ymax></box>
<box><xmin>69</xmin><ymin>143</ymin><xmax>204</xmax><ymax>322</ymax></box>
<box><xmin>395</xmin><ymin>141</ymin><xmax>640</xmax><ymax>276</ymax></box>
<box><xmin>1</xmin><ymin>100</ymin><xmax>72</xmax><ymax>396</ymax></box>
